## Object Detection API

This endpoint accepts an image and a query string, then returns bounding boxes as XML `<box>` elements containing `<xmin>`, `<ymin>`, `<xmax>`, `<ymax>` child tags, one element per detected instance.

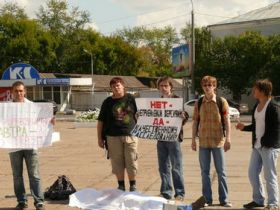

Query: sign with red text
<box><xmin>131</xmin><ymin>98</ymin><xmax>183</xmax><ymax>141</ymax></box>
<box><xmin>0</xmin><ymin>103</ymin><xmax>53</xmax><ymax>149</ymax></box>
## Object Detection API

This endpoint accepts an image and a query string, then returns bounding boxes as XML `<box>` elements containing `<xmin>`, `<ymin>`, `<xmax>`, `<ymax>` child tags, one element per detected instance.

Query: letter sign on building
<box><xmin>1</xmin><ymin>63</ymin><xmax>40</xmax><ymax>80</ymax></box>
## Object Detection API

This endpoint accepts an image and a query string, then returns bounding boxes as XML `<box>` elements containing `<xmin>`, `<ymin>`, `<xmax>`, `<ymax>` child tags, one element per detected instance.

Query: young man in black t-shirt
<box><xmin>97</xmin><ymin>77</ymin><xmax>138</xmax><ymax>192</ymax></box>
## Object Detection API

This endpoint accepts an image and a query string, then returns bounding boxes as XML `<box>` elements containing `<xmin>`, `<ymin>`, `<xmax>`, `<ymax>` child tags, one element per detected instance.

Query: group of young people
<box><xmin>97</xmin><ymin>75</ymin><xmax>280</xmax><ymax>210</ymax></box>
<box><xmin>7</xmin><ymin>75</ymin><xmax>279</xmax><ymax>210</ymax></box>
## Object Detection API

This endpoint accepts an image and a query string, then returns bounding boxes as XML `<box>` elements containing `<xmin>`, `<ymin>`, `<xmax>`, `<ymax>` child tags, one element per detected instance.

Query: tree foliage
<box><xmin>115</xmin><ymin>26</ymin><xmax>179</xmax><ymax>76</ymax></box>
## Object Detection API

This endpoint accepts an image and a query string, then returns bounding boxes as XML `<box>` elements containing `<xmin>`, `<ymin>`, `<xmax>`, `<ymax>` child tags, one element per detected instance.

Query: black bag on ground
<box><xmin>44</xmin><ymin>175</ymin><xmax>76</xmax><ymax>200</ymax></box>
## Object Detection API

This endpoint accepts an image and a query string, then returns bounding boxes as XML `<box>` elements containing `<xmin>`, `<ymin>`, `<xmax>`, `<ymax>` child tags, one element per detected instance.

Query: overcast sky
<box><xmin>1</xmin><ymin>0</ymin><xmax>277</xmax><ymax>35</ymax></box>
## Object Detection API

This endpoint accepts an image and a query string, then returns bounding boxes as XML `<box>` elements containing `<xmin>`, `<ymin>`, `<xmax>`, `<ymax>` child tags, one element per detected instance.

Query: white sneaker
<box><xmin>220</xmin><ymin>202</ymin><xmax>232</xmax><ymax>207</ymax></box>
<box><xmin>264</xmin><ymin>205</ymin><xmax>279</xmax><ymax>210</ymax></box>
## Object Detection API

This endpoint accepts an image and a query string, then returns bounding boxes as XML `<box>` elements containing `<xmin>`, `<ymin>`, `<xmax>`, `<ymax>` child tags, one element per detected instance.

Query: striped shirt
<box><xmin>193</xmin><ymin>95</ymin><xmax>229</xmax><ymax>148</ymax></box>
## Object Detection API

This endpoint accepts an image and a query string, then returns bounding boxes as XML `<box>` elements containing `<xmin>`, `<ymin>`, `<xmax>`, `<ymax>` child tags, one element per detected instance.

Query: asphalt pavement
<box><xmin>0</xmin><ymin>117</ymin><xmax>278</xmax><ymax>210</ymax></box>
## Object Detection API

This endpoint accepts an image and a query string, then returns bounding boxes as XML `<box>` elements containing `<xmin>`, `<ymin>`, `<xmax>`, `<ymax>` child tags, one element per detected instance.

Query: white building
<box><xmin>208</xmin><ymin>2</ymin><xmax>280</xmax><ymax>38</ymax></box>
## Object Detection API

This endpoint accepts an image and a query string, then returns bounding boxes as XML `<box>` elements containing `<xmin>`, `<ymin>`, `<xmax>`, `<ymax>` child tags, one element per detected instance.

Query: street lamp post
<box><xmin>83</xmin><ymin>49</ymin><xmax>94</xmax><ymax>92</ymax></box>
<box><xmin>84</xmin><ymin>49</ymin><xmax>94</xmax><ymax>109</ymax></box>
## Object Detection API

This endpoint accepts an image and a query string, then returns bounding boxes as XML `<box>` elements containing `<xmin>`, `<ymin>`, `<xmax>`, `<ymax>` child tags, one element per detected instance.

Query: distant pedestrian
<box><xmin>9</xmin><ymin>81</ymin><xmax>48</xmax><ymax>210</ymax></box>
<box><xmin>156</xmin><ymin>76</ymin><xmax>188</xmax><ymax>201</ymax></box>
<box><xmin>97</xmin><ymin>77</ymin><xmax>138</xmax><ymax>192</ymax></box>
<box><xmin>236</xmin><ymin>79</ymin><xmax>280</xmax><ymax>210</ymax></box>
<box><xmin>191</xmin><ymin>75</ymin><xmax>232</xmax><ymax>207</ymax></box>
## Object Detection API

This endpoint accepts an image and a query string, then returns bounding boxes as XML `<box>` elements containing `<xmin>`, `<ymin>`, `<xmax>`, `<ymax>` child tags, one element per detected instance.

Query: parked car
<box><xmin>226</xmin><ymin>99</ymin><xmax>240</xmax><ymax>110</ymax></box>
<box><xmin>239</xmin><ymin>103</ymin><xmax>249</xmax><ymax>114</ymax></box>
<box><xmin>226</xmin><ymin>98</ymin><xmax>249</xmax><ymax>114</ymax></box>
<box><xmin>184</xmin><ymin>99</ymin><xmax>240</xmax><ymax>120</ymax></box>
<box><xmin>33</xmin><ymin>99</ymin><xmax>58</xmax><ymax>115</ymax></box>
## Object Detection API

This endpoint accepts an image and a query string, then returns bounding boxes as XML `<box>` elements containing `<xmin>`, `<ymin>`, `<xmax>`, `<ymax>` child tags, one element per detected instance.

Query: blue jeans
<box><xmin>157</xmin><ymin>141</ymin><xmax>185</xmax><ymax>198</ymax></box>
<box><xmin>9</xmin><ymin>150</ymin><xmax>44</xmax><ymax>204</ymax></box>
<box><xmin>249</xmin><ymin>147</ymin><xmax>280</xmax><ymax>207</ymax></box>
<box><xmin>199</xmin><ymin>147</ymin><xmax>229</xmax><ymax>204</ymax></box>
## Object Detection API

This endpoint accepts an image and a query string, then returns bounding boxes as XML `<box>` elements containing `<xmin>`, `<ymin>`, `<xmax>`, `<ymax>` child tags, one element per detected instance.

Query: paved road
<box><xmin>0</xmin><ymin>120</ymin><xmax>279</xmax><ymax>210</ymax></box>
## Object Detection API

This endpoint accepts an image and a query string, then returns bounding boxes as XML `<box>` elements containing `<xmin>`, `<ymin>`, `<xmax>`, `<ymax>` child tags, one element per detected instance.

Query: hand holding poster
<box><xmin>0</xmin><ymin>102</ymin><xmax>53</xmax><ymax>149</ymax></box>
<box><xmin>131</xmin><ymin>98</ymin><xmax>183</xmax><ymax>142</ymax></box>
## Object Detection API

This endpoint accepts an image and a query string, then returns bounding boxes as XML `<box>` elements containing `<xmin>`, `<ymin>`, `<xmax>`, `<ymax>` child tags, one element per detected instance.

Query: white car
<box><xmin>184</xmin><ymin>99</ymin><xmax>240</xmax><ymax>120</ymax></box>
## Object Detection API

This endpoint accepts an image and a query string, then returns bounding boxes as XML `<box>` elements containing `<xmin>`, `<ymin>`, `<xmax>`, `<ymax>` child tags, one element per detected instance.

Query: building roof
<box><xmin>210</xmin><ymin>2</ymin><xmax>280</xmax><ymax>26</ymax></box>
<box><xmin>39</xmin><ymin>73</ymin><xmax>56</xmax><ymax>78</ymax></box>
<box><xmin>92</xmin><ymin>75</ymin><xmax>149</xmax><ymax>91</ymax></box>
<box><xmin>54</xmin><ymin>73</ymin><xmax>149</xmax><ymax>91</ymax></box>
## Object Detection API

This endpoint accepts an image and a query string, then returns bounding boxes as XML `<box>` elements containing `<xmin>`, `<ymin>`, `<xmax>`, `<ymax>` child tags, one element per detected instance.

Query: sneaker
<box><xmin>117</xmin><ymin>185</ymin><xmax>125</xmax><ymax>191</ymax></box>
<box><xmin>175</xmin><ymin>195</ymin><xmax>184</xmax><ymax>202</ymax></box>
<box><xmin>204</xmin><ymin>202</ymin><xmax>212</xmax><ymax>207</ymax></box>
<box><xmin>243</xmin><ymin>201</ymin><xmax>265</xmax><ymax>209</ymax></box>
<box><xmin>35</xmin><ymin>203</ymin><xmax>45</xmax><ymax>210</ymax></box>
<box><xmin>16</xmin><ymin>202</ymin><xmax>28</xmax><ymax>210</ymax></box>
<box><xmin>129</xmin><ymin>185</ymin><xmax>137</xmax><ymax>192</ymax></box>
<box><xmin>264</xmin><ymin>205</ymin><xmax>279</xmax><ymax>210</ymax></box>
<box><xmin>220</xmin><ymin>202</ymin><xmax>232</xmax><ymax>207</ymax></box>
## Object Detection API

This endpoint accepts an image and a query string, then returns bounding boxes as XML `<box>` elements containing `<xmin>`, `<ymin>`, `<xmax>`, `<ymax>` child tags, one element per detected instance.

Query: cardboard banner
<box><xmin>0</xmin><ymin>103</ymin><xmax>53</xmax><ymax>149</ymax></box>
<box><xmin>131</xmin><ymin>98</ymin><xmax>183</xmax><ymax>142</ymax></box>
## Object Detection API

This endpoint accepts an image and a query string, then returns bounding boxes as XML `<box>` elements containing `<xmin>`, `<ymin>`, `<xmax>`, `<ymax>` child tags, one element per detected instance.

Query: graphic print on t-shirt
<box><xmin>113</xmin><ymin>101</ymin><xmax>134</xmax><ymax>125</ymax></box>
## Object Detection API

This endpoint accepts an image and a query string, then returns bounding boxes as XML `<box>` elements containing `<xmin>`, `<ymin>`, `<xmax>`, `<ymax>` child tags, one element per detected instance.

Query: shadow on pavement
<box><xmin>45</xmin><ymin>199</ymin><xmax>69</xmax><ymax>205</ymax></box>
<box><xmin>0</xmin><ymin>208</ymin><xmax>15</xmax><ymax>210</ymax></box>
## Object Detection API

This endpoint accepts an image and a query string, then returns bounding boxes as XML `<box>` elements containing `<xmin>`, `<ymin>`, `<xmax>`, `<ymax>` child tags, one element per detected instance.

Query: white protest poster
<box><xmin>131</xmin><ymin>98</ymin><xmax>183</xmax><ymax>142</ymax></box>
<box><xmin>0</xmin><ymin>102</ymin><xmax>53</xmax><ymax>149</ymax></box>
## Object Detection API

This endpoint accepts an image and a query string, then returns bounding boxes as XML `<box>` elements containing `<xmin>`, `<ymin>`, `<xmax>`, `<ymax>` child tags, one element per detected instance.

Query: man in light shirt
<box><xmin>236</xmin><ymin>79</ymin><xmax>280</xmax><ymax>210</ymax></box>
<box><xmin>9</xmin><ymin>81</ymin><xmax>47</xmax><ymax>210</ymax></box>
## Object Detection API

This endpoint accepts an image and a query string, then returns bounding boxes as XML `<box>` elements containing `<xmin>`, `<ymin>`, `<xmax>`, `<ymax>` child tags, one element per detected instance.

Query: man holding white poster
<box><xmin>7</xmin><ymin>81</ymin><xmax>54</xmax><ymax>210</ymax></box>
<box><xmin>132</xmin><ymin>77</ymin><xmax>188</xmax><ymax>201</ymax></box>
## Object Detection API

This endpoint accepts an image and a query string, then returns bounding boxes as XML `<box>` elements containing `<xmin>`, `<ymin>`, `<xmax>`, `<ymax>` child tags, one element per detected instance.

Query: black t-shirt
<box><xmin>98</xmin><ymin>94</ymin><xmax>137</xmax><ymax>136</ymax></box>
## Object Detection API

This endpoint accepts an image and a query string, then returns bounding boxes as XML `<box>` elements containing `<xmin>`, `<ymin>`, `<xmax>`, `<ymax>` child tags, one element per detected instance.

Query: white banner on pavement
<box><xmin>0</xmin><ymin>103</ymin><xmax>53</xmax><ymax>149</ymax></box>
<box><xmin>131</xmin><ymin>98</ymin><xmax>183</xmax><ymax>141</ymax></box>
<box><xmin>69</xmin><ymin>188</ymin><xmax>170</xmax><ymax>210</ymax></box>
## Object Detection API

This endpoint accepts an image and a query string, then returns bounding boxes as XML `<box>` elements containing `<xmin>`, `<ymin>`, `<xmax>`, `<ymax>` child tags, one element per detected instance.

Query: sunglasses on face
<box><xmin>203</xmin><ymin>84</ymin><xmax>213</xmax><ymax>87</ymax></box>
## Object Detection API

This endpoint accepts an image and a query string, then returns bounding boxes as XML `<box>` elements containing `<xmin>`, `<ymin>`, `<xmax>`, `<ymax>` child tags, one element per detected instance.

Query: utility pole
<box><xmin>190</xmin><ymin>0</ymin><xmax>195</xmax><ymax>97</ymax></box>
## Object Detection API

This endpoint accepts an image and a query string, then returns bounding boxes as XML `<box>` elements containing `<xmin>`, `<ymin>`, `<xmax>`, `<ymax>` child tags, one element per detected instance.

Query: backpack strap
<box><xmin>196</xmin><ymin>97</ymin><xmax>203</xmax><ymax>137</ymax></box>
<box><xmin>196</xmin><ymin>96</ymin><xmax>226</xmax><ymax>137</ymax></box>
<box><xmin>216</xmin><ymin>97</ymin><xmax>226</xmax><ymax>137</ymax></box>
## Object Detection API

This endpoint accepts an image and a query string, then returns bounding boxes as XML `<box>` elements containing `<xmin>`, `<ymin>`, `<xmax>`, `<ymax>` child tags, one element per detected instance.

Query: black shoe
<box><xmin>243</xmin><ymin>201</ymin><xmax>264</xmax><ymax>209</ymax></box>
<box><xmin>16</xmin><ymin>202</ymin><xmax>28</xmax><ymax>210</ymax></box>
<box><xmin>35</xmin><ymin>203</ymin><xmax>45</xmax><ymax>210</ymax></box>
<box><xmin>129</xmin><ymin>185</ymin><xmax>137</xmax><ymax>192</ymax></box>
<box><xmin>159</xmin><ymin>193</ymin><xmax>172</xmax><ymax>200</ymax></box>
<box><xmin>118</xmin><ymin>185</ymin><xmax>125</xmax><ymax>191</ymax></box>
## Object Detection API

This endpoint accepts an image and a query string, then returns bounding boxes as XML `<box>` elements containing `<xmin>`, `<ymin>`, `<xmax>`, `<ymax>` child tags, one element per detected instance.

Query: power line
<box><xmin>138</xmin><ymin>13</ymin><xmax>189</xmax><ymax>27</ymax></box>
<box><xmin>195</xmin><ymin>12</ymin><xmax>234</xmax><ymax>19</ymax></box>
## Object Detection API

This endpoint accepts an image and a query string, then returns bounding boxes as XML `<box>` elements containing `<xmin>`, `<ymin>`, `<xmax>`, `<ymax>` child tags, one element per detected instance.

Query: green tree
<box><xmin>0</xmin><ymin>12</ymin><xmax>57</xmax><ymax>73</ymax></box>
<box><xmin>261</xmin><ymin>34</ymin><xmax>280</xmax><ymax>95</ymax></box>
<box><xmin>0</xmin><ymin>2</ymin><xmax>27</xmax><ymax>19</ymax></box>
<box><xmin>195</xmin><ymin>31</ymin><xmax>270</xmax><ymax>101</ymax></box>
<box><xmin>115</xmin><ymin>26</ymin><xmax>179</xmax><ymax>76</ymax></box>
<box><xmin>36</xmin><ymin>0</ymin><xmax>90</xmax><ymax>35</ymax></box>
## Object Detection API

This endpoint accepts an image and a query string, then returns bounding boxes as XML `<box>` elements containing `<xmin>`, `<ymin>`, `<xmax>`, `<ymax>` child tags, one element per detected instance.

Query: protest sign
<box><xmin>0</xmin><ymin>102</ymin><xmax>53</xmax><ymax>149</ymax></box>
<box><xmin>131</xmin><ymin>98</ymin><xmax>183</xmax><ymax>142</ymax></box>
